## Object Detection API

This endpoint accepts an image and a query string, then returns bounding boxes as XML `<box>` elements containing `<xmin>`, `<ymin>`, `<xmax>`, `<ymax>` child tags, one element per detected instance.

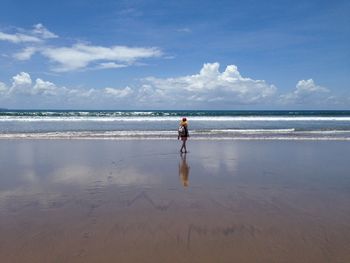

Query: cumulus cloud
<box><xmin>7</xmin><ymin>72</ymin><xmax>58</xmax><ymax>96</ymax></box>
<box><xmin>32</xmin><ymin>79</ymin><xmax>58</xmax><ymax>95</ymax></box>
<box><xmin>0</xmin><ymin>65</ymin><xmax>345</xmax><ymax>109</ymax></box>
<box><xmin>137</xmin><ymin>63</ymin><xmax>277</xmax><ymax>107</ymax></box>
<box><xmin>0</xmin><ymin>72</ymin><xmax>135</xmax><ymax>108</ymax></box>
<box><xmin>9</xmin><ymin>72</ymin><xmax>33</xmax><ymax>94</ymax></box>
<box><xmin>0</xmin><ymin>64</ymin><xmax>279</xmax><ymax>108</ymax></box>
<box><xmin>280</xmin><ymin>79</ymin><xmax>330</xmax><ymax>105</ymax></box>
<box><xmin>40</xmin><ymin>44</ymin><xmax>162</xmax><ymax>72</ymax></box>
<box><xmin>295</xmin><ymin>79</ymin><xmax>329</xmax><ymax>94</ymax></box>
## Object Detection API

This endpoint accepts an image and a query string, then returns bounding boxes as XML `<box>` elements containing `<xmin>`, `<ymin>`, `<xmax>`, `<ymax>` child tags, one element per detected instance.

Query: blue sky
<box><xmin>0</xmin><ymin>0</ymin><xmax>349</xmax><ymax>109</ymax></box>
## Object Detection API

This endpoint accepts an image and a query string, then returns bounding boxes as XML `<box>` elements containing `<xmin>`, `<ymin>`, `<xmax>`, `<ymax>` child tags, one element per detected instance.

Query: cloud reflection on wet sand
<box><xmin>0</xmin><ymin>140</ymin><xmax>350</xmax><ymax>262</ymax></box>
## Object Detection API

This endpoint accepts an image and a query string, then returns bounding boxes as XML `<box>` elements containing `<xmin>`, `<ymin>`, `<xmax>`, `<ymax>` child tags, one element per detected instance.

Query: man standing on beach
<box><xmin>178</xmin><ymin>117</ymin><xmax>189</xmax><ymax>153</ymax></box>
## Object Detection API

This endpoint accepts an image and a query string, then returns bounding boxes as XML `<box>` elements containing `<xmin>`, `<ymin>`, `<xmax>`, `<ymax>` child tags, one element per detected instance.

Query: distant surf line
<box><xmin>2</xmin><ymin>116</ymin><xmax>350</xmax><ymax>122</ymax></box>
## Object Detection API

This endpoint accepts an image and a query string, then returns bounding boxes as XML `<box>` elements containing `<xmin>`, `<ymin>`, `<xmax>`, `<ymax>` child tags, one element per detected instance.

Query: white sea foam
<box><xmin>1</xmin><ymin>129</ymin><xmax>350</xmax><ymax>140</ymax></box>
<box><xmin>1</xmin><ymin>135</ymin><xmax>349</xmax><ymax>141</ymax></box>
<box><xmin>1</xmin><ymin>116</ymin><xmax>350</xmax><ymax>122</ymax></box>
<box><xmin>208</xmin><ymin>129</ymin><xmax>296</xmax><ymax>134</ymax></box>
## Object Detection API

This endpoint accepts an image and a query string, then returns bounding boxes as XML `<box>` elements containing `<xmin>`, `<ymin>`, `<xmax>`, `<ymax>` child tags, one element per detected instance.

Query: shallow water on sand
<box><xmin>0</xmin><ymin>140</ymin><xmax>350</xmax><ymax>262</ymax></box>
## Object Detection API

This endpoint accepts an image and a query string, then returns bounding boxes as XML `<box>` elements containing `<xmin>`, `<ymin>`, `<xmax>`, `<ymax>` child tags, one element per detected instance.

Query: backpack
<box><xmin>178</xmin><ymin>125</ymin><xmax>186</xmax><ymax>136</ymax></box>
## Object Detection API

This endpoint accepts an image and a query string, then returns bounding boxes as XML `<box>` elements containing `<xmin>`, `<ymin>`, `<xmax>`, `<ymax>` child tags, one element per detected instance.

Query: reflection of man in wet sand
<box><xmin>179</xmin><ymin>153</ymin><xmax>190</xmax><ymax>187</ymax></box>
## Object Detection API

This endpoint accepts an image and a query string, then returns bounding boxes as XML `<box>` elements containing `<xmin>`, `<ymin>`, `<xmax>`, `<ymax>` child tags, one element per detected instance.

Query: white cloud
<box><xmin>13</xmin><ymin>47</ymin><xmax>38</xmax><ymax>60</ymax></box>
<box><xmin>3</xmin><ymin>24</ymin><xmax>162</xmax><ymax>72</ymax></box>
<box><xmin>280</xmin><ymin>79</ymin><xmax>330</xmax><ymax>104</ymax></box>
<box><xmin>0</xmin><ymin>67</ymin><xmax>345</xmax><ymax>109</ymax></box>
<box><xmin>32</xmin><ymin>78</ymin><xmax>58</xmax><ymax>95</ymax></box>
<box><xmin>0</xmin><ymin>24</ymin><xmax>57</xmax><ymax>44</ymax></box>
<box><xmin>0</xmin><ymin>72</ymin><xmax>135</xmax><ymax>108</ymax></box>
<box><xmin>104</xmin><ymin>86</ymin><xmax>133</xmax><ymax>98</ymax></box>
<box><xmin>12</xmin><ymin>44</ymin><xmax>161</xmax><ymax>72</ymax></box>
<box><xmin>7</xmin><ymin>72</ymin><xmax>59</xmax><ymax>96</ymax></box>
<box><xmin>137</xmin><ymin>62</ymin><xmax>277</xmax><ymax>107</ymax></box>
<box><xmin>4</xmin><ymin>63</ymin><xmax>276</xmax><ymax>108</ymax></box>
<box><xmin>295</xmin><ymin>79</ymin><xmax>329</xmax><ymax>94</ymax></box>
<box><xmin>9</xmin><ymin>72</ymin><xmax>32</xmax><ymax>94</ymax></box>
<box><xmin>41</xmin><ymin>44</ymin><xmax>162</xmax><ymax>72</ymax></box>
<box><xmin>97</xmin><ymin>62</ymin><xmax>127</xmax><ymax>69</ymax></box>
<box><xmin>32</xmin><ymin>23</ymin><xmax>58</xmax><ymax>39</ymax></box>
<box><xmin>12</xmin><ymin>72</ymin><xmax>32</xmax><ymax>86</ymax></box>
<box><xmin>0</xmin><ymin>32</ymin><xmax>41</xmax><ymax>43</ymax></box>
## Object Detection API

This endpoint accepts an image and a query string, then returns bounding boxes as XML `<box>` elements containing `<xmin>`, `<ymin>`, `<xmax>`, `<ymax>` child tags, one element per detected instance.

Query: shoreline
<box><xmin>1</xmin><ymin>135</ymin><xmax>350</xmax><ymax>140</ymax></box>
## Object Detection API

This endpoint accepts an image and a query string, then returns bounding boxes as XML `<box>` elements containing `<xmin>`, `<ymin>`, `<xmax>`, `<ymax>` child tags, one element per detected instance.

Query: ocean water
<box><xmin>1</xmin><ymin>110</ymin><xmax>350</xmax><ymax>140</ymax></box>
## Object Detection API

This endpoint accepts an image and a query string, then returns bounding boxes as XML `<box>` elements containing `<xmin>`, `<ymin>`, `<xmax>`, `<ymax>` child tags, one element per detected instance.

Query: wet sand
<box><xmin>0</xmin><ymin>140</ymin><xmax>350</xmax><ymax>263</ymax></box>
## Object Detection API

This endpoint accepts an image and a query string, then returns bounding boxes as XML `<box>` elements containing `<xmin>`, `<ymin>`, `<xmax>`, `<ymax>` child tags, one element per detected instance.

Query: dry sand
<box><xmin>0</xmin><ymin>140</ymin><xmax>350</xmax><ymax>262</ymax></box>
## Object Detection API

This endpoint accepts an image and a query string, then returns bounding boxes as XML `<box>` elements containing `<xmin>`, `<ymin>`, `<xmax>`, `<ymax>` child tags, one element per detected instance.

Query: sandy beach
<box><xmin>0</xmin><ymin>139</ymin><xmax>350</xmax><ymax>262</ymax></box>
